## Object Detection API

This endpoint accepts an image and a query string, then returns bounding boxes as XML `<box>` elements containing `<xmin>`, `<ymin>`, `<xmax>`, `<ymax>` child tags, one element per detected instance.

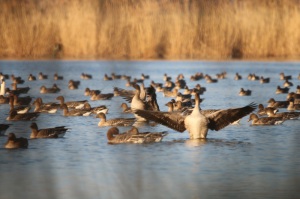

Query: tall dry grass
<box><xmin>1</xmin><ymin>0</ymin><xmax>300</xmax><ymax>59</ymax></box>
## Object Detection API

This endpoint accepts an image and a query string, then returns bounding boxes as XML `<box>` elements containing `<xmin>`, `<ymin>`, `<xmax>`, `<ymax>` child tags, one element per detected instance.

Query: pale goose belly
<box><xmin>185</xmin><ymin>113</ymin><xmax>209</xmax><ymax>139</ymax></box>
<box><xmin>131</xmin><ymin>98</ymin><xmax>146</xmax><ymax>122</ymax></box>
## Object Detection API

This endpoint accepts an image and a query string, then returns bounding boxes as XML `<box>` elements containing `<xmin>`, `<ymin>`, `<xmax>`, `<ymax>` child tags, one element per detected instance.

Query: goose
<box><xmin>265</xmin><ymin>109</ymin><xmax>300</xmax><ymax>120</ymax></box>
<box><xmin>133</xmin><ymin>93</ymin><xmax>256</xmax><ymax>139</ymax></box>
<box><xmin>239</xmin><ymin>88</ymin><xmax>252</xmax><ymax>96</ymax></box>
<box><xmin>234</xmin><ymin>73</ymin><xmax>242</xmax><ymax>80</ymax></box>
<box><xmin>0</xmin><ymin>124</ymin><xmax>11</xmax><ymax>136</ymax></box>
<box><xmin>248</xmin><ymin>113</ymin><xmax>285</xmax><ymax>125</ymax></box>
<box><xmin>190</xmin><ymin>72</ymin><xmax>204</xmax><ymax>81</ymax></box>
<box><xmin>96</xmin><ymin>113</ymin><xmax>135</xmax><ymax>127</ymax></box>
<box><xmin>81</xmin><ymin>73</ymin><xmax>92</xmax><ymax>80</ymax></box>
<box><xmin>283</xmin><ymin>80</ymin><xmax>293</xmax><ymax>87</ymax></box>
<box><xmin>267</xmin><ymin>98</ymin><xmax>289</xmax><ymax>108</ymax></box>
<box><xmin>40</xmin><ymin>84</ymin><xmax>60</xmax><ymax>94</ymax></box>
<box><xmin>7</xmin><ymin>109</ymin><xmax>40</xmax><ymax>121</ymax></box>
<box><xmin>286</xmin><ymin>92</ymin><xmax>300</xmax><ymax>101</ymax></box>
<box><xmin>30</xmin><ymin>122</ymin><xmax>68</xmax><ymax>138</ymax></box>
<box><xmin>257</xmin><ymin>104</ymin><xmax>278</xmax><ymax>116</ymax></box>
<box><xmin>81</xmin><ymin>103</ymin><xmax>108</xmax><ymax>114</ymax></box>
<box><xmin>276</xmin><ymin>86</ymin><xmax>289</xmax><ymax>94</ymax></box>
<box><xmin>279</xmin><ymin>72</ymin><xmax>292</xmax><ymax>80</ymax></box>
<box><xmin>28</xmin><ymin>74</ymin><xmax>36</xmax><ymax>81</ymax></box>
<box><xmin>9</xmin><ymin>96</ymin><xmax>31</xmax><ymax>114</ymax></box>
<box><xmin>297</xmin><ymin>85</ymin><xmax>300</xmax><ymax>94</ymax></box>
<box><xmin>56</xmin><ymin>96</ymin><xmax>87</xmax><ymax>109</ymax></box>
<box><xmin>61</xmin><ymin>104</ymin><xmax>92</xmax><ymax>116</ymax></box>
<box><xmin>106</xmin><ymin>127</ymin><xmax>167</xmax><ymax>144</ymax></box>
<box><xmin>163</xmin><ymin>88</ymin><xmax>178</xmax><ymax>98</ymax></box>
<box><xmin>4</xmin><ymin>133</ymin><xmax>28</xmax><ymax>149</ymax></box>
<box><xmin>38</xmin><ymin>72</ymin><xmax>48</xmax><ymax>80</ymax></box>
<box><xmin>121</xmin><ymin>103</ymin><xmax>132</xmax><ymax>113</ymax></box>
<box><xmin>260</xmin><ymin>76</ymin><xmax>270</xmax><ymax>84</ymax></box>
<box><xmin>54</xmin><ymin>73</ymin><xmax>63</xmax><ymax>80</ymax></box>
<box><xmin>32</xmin><ymin>98</ymin><xmax>58</xmax><ymax>113</ymax></box>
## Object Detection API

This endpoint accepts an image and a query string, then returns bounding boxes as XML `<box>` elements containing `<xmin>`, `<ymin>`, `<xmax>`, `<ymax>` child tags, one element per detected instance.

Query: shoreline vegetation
<box><xmin>1</xmin><ymin>0</ymin><xmax>300</xmax><ymax>60</ymax></box>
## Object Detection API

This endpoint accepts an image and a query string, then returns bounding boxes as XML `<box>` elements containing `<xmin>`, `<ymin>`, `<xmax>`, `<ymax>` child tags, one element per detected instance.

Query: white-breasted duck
<box><xmin>28</xmin><ymin>74</ymin><xmax>36</xmax><ymax>81</ymax></box>
<box><xmin>260</xmin><ymin>76</ymin><xmax>270</xmax><ymax>84</ymax></box>
<box><xmin>239</xmin><ymin>88</ymin><xmax>252</xmax><ymax>96</ymax></box>
<box><xmin>9</xmin><ymin>96</ymin><xmax>31</xmax><ymax>114</ymax></box>
<box><xmin>276</xmin><ymin>86</ymin><xmax>289</xmax><ymax>94</ymax></box>
<box><xmin>283</xmin><ymin>80</ymin><xmax>293</xmax><ymax>87</ymax></box>
<box><xmin>81</xmin><ymin>102</ymin><xmax>108</xmax><ymax>114</ymax></box>
<box><xmin>234</xmin><ymin>73</ymin><xmax>242</xmax><ymax>80</ymax></box>
<box><xmin>54</xmin><ymin>73</ymin><xmax>63</xmax><ymax>80</ymax></box>
<box><xmin>7</xmin><ymin>109</ymin><xmax>40</xmax><ymax>121</ymax></box>
<box><xmin>279</xmin><ymin>72</ymin><xmax>292</xmax><ymax>80</ymax></box>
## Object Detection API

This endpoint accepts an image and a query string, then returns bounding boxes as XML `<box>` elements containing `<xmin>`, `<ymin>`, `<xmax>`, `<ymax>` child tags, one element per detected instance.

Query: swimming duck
<box><xmin>267</xmin><ymin>98</ymin><xmax>289</xmax><ymax>108</ymax></box>
<box><xmin>297</xmin><ymin>85</ymin><xmax>300</xmax><ymax>94</ymax></box>
<box><xmin>81</xmin><ymin>73</ymin><xmax>92</xmax><ymax>80</ymax></box>
<box><xmin>163</xmin><ymin>73</ymin><xmax>172</xmax><ymax>81</ymax></box>
<box><xmin>133</xmin><ymin>93</ymin><xmax>256</xmax><ymax>139</ymax></box>
<box><xmin>30</xmin><ymin>122</ymin><xmax>68</xmax><ymax>138</ymax></box>
<box><xmin>40</xmin><ymin>84</ymin><xmax>60</xmax><ymax>94</ymax></box>
<box><xmin>287</xmin><ymin>99</ymin><xmax>300</xmax><ymax>111</ymax></box>
<box><xmin>248</xmin><ymin>113</ymin><xmax>285</xmax><ymax>125</ymax></box>
<box><xmin>0</xmin><ymin>72</ymin><xmax>9</xmax><ymax>80</ymax></box>
<box><xmin>38</xmin><ymin>72</ymin><xmax>48</xmax><ymax>80</ymax></box>
<box><xmin>4</xmin><ymin>133</ymin><xmax>28</xmax><ymax>149</ymax></box>
<box><xmin>56</xmin><ymin>96</ymin><xmax>87</xmax><ymax>109</ymax></box>
<box><xmin>239</xmin><ymin>88</ymin><xmax>252</xmax><ymax>96</ymax></box>
<box><xmin>11</xmin><ymin>75</ymin><xmax>24</xmax><ymax>84</ymax></box>
<box><xmin>7</xmin><ymin>109</ymin><xmax>40</xmax><ymax>121</ymax></box>
<box><xmin>106</xmin><ymin>127</ymin><xmax>168</xmax><ymax>144</ymax></box>
<box><xmin>247</xmin><ymin>73</ymin><xmax>259</xmax><ymax>81</ymax></box>
<box><xmin>276</xmin><ymin>86</ymin><xmax>289</xmax><ymax>94</ymax></box>
<box><xmin>104</xmin><ymin>74</ymin><xmax>113</xmax><ymax>81</ymax></box>
<box><xmin>283</xmin><ymin>80</ymin><xmax>293</xmax><ymax>87</ymax></box>
<box><xmin>257</xmin><ymin>104</ymin><xmax>278</xmax><ymax>116</ymax></box>
<box><xmin>163</xmin><ymin>88</ymin><xmax>178</xmax><ymax>98</ymax></box>
<box><xmin>111</xmin><ymin>73</ymin><xmax>122</xmax><ymax>80</ymax></box>
<box><xmin>260</xmin><ymin>76</ymin><xmax>270</xmax><ymax>84</ymax></box>
<box><xmin>28</xmin><ymin>74</ymin><xmax>36</xmax><ymax>81</ymax></box>
<box><xmin>0</xmin><ymin>95</ymin><xmax>9</xmax><ymax>104</ymax></box>
<box><xmin>61</xmin><ymin>104</ymin><xmax>92</xmax><ymax>116</ymax></box>
<box><xmin>84</xmin><ymin>88</ymin><xmax>101</xmax><ymax>96</ymax></box>
<box><xmin>0</xmin><ymin>124</ymin><xmax>11</xmax><ymax>136</ymax></box>
<box><xmin>205</xmin><ymin>75</ymin><xmax>218</xmax><ymax>83</ymax></box>
<box><xmin>11</xmin><ymin>83</ymin><xmax>30</xmax><ymax>94</ymax></box>
<box><xmin>90</xmin><ymin>92</ymin><xmax>114</xmax><ymax>100</ymax></box>
<box><xmin>279</xmin><ymin>72</ymin><xmax>292</xmax><ymax>80</ymax></box>
<box><xmin>54</xmin><ymin>73</ymin><xmax>63</xmax><ymax>80</ymax></box>
<box><xmin>234</xmin><ymin>73</ymin><xmax>242</xmax><ymax>80</ymax></box>
<box><xmin>96</xmin><ymin>113</ymin><xmax>135</xmax><ymax>127</ymax></box>
<box><xmin>265</xmin><ymin>109</ymin><xmax>300</xmax><ymax>120</ymax></box>
<box><xmin>81</xmin><ymin>103</ymin><xmax>108</xmax><ymax>114</ymax></box>
<box><xmin>68</xmin><ymin>79</ymin><xmax>80</xmax><ymax>90</ymax></box>
<box><xmin>190</xmin><ymin>72</ymin><xmax>204</xmax><ymax>81</ymax></box>
<box><xmin>141</xmin><ymin>73</ymin><xmax>150</xmax><ymax>80</ymax></box>
<box><xmin>10</xmin><ymin>94</ymin><xmax>32</xmax><ymax>106</ymax></box>
<box><xmin>121</xmin><ymin>103</ymin><xmax>132</xmax><ymax>113</ymax></box>
<box><xmin>32</xmin><ymin>98</ymin><xmax>58</xmax><ymax>113</ymax></box>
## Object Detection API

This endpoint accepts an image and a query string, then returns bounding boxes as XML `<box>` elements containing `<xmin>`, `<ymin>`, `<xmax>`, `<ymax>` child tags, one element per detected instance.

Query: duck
<box><xmin>0</xmin><ymin>72</ymin><xmax>9</xmax><ymax>80</ymax></box>
<box><xmin>28</xmin><ymin>74</ymin><xmax>36</xmax><ymax>81</ymax></box>
<box><xmin>56</xmin><ymin>96</ymin><xmax>87</xmax><ymax>109</ymax></box>
<box><xmin>32</xmin><ymin>98</ymin><xmax>58</xmax><ymax>113</ymax></box>
<box><xmin>30</xmin><ymin>122</ymin><xmax>68</xmax><ymax>138</ymax></box>
<box><xmin>239</xmin><ymin>88</ymin><xmax>251</xmax><ymax>96</ymax></box>
<box><xmin>38</xmin><ymin>72</ymin><xmax>48</xmax><ymax>80</ymax></box>
<box><xmin>84</xmin><ymin>88</ymin><xmax>101</xmax><ymax>96</ymax></box>
<box><xmin>205</xmin><ymin>75</ymin><xmax>218</xmax><ymax>83</ymax></box>
<box><xmin>106</xmin><ymin>127</ymin><xmax>168</xmax><ymax>144</ymax></box>
<box><xmin>113</xmin><ymin>87</ymin><xmax>135</xmax><ymax>97</ymax></box>
<box><xmin>10</xmin><ymin>83</ymin><xmax>30</xmax><ymax>94</ymax></box>
<box><xmin>276</xmin><ymin>86</ymin><xmax>289</xmax><ymax>94</ymax></box>
<box><xmin>216</xmin><ymin>72</ymin><xmax>227</xmax><ymax>79</ymax></box>
<box><xmin>267</xmin><ymin>98</ymin><xmax>289</xmax><ymax>108</ymax></box>
<box><xmin>7</xmin><ymin>109</ymin><xmax>40</xmax><ymax>121</ymax></box>
<box><xmin>11</xmin><ymin>75</ymin><xmax>24</xmax><ymax>84</ymax></box>
<box><xmin>4</xmin><ymin>133</ymin><xmax>28</xmax><ymax>149</ymax></box>
<box><xmin>81</xmin><ymin>73</ymin><xmax>92</xmax><ymax>80</ymax></box>
<box><xmin>234</xmin><ymin>73</ymin><xmax>242</xmax><ymax>80</ymax></box>
<box><xmin>96</xmin><ymin>113</ymin><xmax>135</xmax><ymax>127</ymax></box>
<box><xmin>283</xmin><ymin>80</ymin><xmax>293</xmax><ymax>87</ymax></box>
<box><xmin>0</xmin><ymin>124</ymin><xmax>11</xmax><ymax>136</ymax></box>
<box><xmin>40</xmin><ymin>84</ymin><xmax>60</xmax><ymax>94</ymax></box>
<box><xmin>163</xmin><ymin>73</ymin><xmax>172</xmax><ymax>81</ymax></box>
<box><xmin>54</xmin><ymin>73</ymin><xmax>63</xmax><ymax>80</ymax></box>
<box><xmin>279</xmin><ymin>72</ymin><xmax>292</xmax><ymax>80</ymax></box>
<box><xmin>286</xmin><ymin>92</ymin><xmax>300</xmax><ymax>101</ymax></box>
<box><xmin>287</xmin><ymin>99</ymin><xmax>300</xmax><ymax>111</ymax></box>
<box><xmin>121</xmin><ymin>103</ymin><xmax>132</xmax><ymax>113</ymax></box>
<box><xmin>248</xmin><ymin>73</ymin><xmax>259</xmax><ymax>81</ymax></box>
<box><xmin>0</xmin><ymin>95</ymin><xmax>9</xmax><ymax>104</ymax></box>
<box><xmin>266</xmin><ymin>108</ymin><xmax>300</xmax><ymax>120</ymax></box>
<box><xmin>260</xmin><ymin>76</ymin><xmax>270</xmax><ymax>84</ymax></box>
<box><xmin>111</xmin><ymin>73</ymin><xmax>122</xmax><ymax>80</ymax></box>
<box><xmin>257</xmin><ymin>104</ymin><xmax>278</xmax><ymax>116</ymax></box>
<box><xmin>141</xmin><ymin>73</ymin><xmax>150</xmax><ymax>80</ymax></box>
<box><xmin>248</xmin><ymin>113</ymin><xmax>285</xmax><ymax>125</ymax></box>
<box><xmin>80</xmin><ymin>102</ymin><xmax>108</xmax><ymax>114</ymax></box>
<box><xmin>61</xmin><ymin>104</ymin><xmax>92</xmax><ymax>116</ymax></box>
<box><xmin>103</xmin><ymin>74</ymin><xmax>113</xmax><ymax>81</ymax></box>
<box><xmin>163</xmin><ymin>88</ymin><xmax>178</xmax><ymax>98</ymax></box>
<box><xmin>9</xmin><ymin>96</ymin><xmax>31</xmax><ymax>114</ymax></box>
<box><xmin>297</xmin><ymin>85</ymin><xmax>300</xmax><ymax>94</ymax></box>
<box><xmin>133</xmin><ymin>93</ymin><xmax>256</xmax><ymax>139</ymax></box>
<box><xmin>68</xmin><ymin>79</ymin><xmax>80</xmax><ymax>90</ymax></box>
<box><xmin>190</xmin><ymin>72</ymin><xmax>204</xmax><ymax>81</ymax></box>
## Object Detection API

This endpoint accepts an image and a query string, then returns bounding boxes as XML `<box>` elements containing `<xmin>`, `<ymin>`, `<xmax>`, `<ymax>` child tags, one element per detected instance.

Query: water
<box><xmin>0</xmin><ymin>60</ymin><xmax>299</xmax><ymax>199</ymax></box>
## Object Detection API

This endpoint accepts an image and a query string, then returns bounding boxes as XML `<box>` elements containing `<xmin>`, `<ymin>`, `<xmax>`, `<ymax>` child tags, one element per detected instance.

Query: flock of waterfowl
<box><xmin>0</xmin><ymin>70</ymin><xmax>299</xmax><ymax>149</ymax></box>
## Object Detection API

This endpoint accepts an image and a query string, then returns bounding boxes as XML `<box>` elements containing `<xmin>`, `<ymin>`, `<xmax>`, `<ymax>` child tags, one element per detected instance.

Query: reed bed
<box><xmin>1</xmin><ymin>0</ymin><xmax>300</xmax><ymax>59</ymax></box>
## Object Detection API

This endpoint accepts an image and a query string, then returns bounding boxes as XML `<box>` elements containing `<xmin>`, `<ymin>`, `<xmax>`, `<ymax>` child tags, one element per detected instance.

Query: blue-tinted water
<box><xmin>0</xmin><ymin>60</ymin><xmax>299</xmax><ymax>199</ymax></box>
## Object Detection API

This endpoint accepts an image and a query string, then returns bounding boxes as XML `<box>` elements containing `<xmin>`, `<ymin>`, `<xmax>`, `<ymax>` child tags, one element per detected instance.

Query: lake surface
<box><xmin>0</xmin><ymin>60</ymin><xmax>299</xmax><ymax>199</ymax></box>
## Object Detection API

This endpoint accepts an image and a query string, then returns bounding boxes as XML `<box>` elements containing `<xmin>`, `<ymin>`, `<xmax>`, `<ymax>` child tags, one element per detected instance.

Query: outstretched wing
<box><xmin>133</xmin><ymin>109</ymin><xmax>186</xmax><ymax>132</ymax></box>
<box><xmin>207</xmin><ymin>102</ymin><xmax>257</xmax><ymax>131</ymax></box>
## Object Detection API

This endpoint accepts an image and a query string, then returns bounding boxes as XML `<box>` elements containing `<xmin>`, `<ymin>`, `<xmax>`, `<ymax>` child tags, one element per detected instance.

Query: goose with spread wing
<box><xmin>133</xmin><ymin>93</ymin><xmax>257</xmax><ymax>139</ymax></box>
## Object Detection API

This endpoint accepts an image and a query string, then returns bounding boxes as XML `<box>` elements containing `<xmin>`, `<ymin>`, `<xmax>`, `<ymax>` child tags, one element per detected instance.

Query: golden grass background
<box><xmin>1</xmin><ymin>0</ymin><xmax>300</xmax><ymax>60</ymax></box>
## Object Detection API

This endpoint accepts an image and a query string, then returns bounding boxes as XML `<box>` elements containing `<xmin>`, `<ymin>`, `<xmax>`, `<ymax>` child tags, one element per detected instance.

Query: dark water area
<box><xmin>0</xmin><ymin>60</ymin><xmax>299</xmax><ymax>199</ymax></box>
